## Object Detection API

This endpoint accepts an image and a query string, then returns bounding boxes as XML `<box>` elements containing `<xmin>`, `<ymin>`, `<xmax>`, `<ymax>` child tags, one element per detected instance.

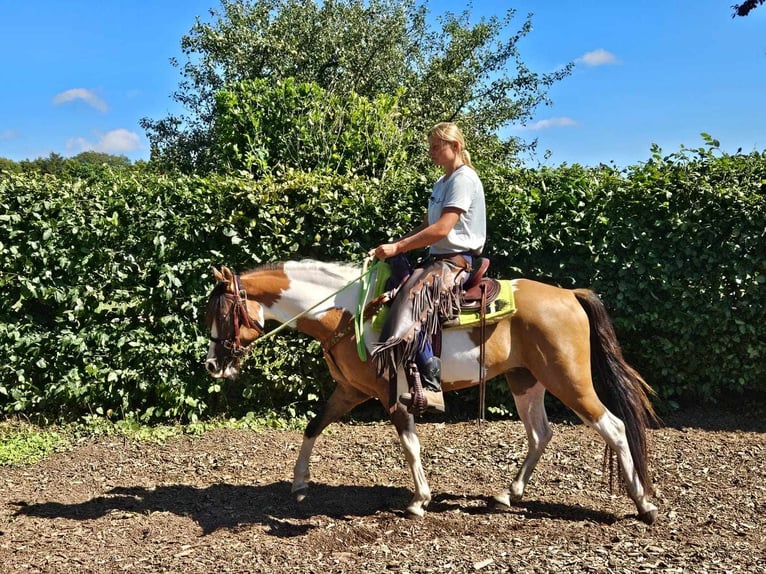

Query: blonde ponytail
<box><xmin>428</xmin><ymin>122</ymin><xmax>474</xmax><ymax>169</ymax></box>
<box><xmin>462</xmin><ymin>148</ymin><xmax>473</xmax><ymax>168</ymax></box>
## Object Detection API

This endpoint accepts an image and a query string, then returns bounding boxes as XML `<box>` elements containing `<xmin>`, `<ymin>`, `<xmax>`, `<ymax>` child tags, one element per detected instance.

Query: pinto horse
<box><xmin>204</xmin><ymin>260</ymin><xmax>659</xmax><ymax>524</ymax></box>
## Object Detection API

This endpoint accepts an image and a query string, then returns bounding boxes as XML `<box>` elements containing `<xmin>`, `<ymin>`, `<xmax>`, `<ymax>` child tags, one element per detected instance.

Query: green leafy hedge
<box><xmin>594</xmin><ymin>145</ymin><xmax>765</xmax><ymax>402</ymax></box>
<box><xmin>0</xmin><ymin>169</ymin><xmax>424</xmax><ymax>422</ymax></box>
<box><xmin>1</xmin><ymin>144</ymin><xmax>763</xmax><ymax>422</ymax></box>
<box><xmin>484</xmin><ymin>144</ymin><xmax>765</xmax><ymax>405</ymax></box>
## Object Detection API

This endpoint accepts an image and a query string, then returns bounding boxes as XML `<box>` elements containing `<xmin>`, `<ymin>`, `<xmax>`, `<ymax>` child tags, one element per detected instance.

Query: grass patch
<box><xmin>0</xmin><ymin>409</ymin><xmax>312</xmax><ymax>467</ymax></box>
<box><xmin>0</xmin><ymin>422</ymin><xmax>70</xmax><ymax>466</ymax></box>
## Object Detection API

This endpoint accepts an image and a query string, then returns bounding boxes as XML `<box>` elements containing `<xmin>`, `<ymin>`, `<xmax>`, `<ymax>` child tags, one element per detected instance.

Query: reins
<box><xmin>239</xmin><ymin>258</ymin><xmax>382</xmax><ymax>351</ymax></box>
<box><xmin>355</xmin><ymin>256</ymin><xmax>377</xmax><ymax>361</ymax></box>
<box><xmin>217</xmin><ymin>258</ymin><xmax>490</xmax><ymax>425</ymax></box>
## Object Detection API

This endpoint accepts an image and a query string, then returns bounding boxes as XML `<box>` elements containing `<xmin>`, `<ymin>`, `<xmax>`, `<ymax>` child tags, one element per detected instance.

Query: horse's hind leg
<box><xmin>550</xmin><ymin>384</ymin><xmax>658</xmax><ymax>523</ymax></box>
<box><xmin>493</xmin><ymin>370</ymin><xmax>552</xmax><ymax>508</ymax></box>
<box><xmin>586</xmin><ymin>409</ymin><xmax>658</xmax><ymax>523</ymax></box>
<box><xmin>291</xmin><ymin>384</ymin><xmax>368</xmax><ymax>501</ymax></box>
<box><xmin>390</xmin><ymin>404</ymin><xmax>431</xmax><ymax>518</ymax></box>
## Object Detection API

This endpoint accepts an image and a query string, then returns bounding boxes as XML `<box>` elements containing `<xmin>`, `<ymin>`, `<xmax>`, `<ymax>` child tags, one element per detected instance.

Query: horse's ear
<box><xmin>220</xmin><ymin>266</ymin><xmax>235</xmax><ymax>282</ymax></box>
<box><xmin>212</xmin><ymin>266</ymin><xmax>225</xmax><ymax>283</ymax></box>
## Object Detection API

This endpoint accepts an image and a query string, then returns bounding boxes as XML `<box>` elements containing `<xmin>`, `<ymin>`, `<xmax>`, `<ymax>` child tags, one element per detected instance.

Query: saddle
<box><xmin>460</xmin><ymin>257</ymin><xmax>502</xmax><ymax>310</ymax></box>
<box><xmin>369</xmin><ymin>256</ymin><xmax>509</xmax><ymax>331</ymax></box>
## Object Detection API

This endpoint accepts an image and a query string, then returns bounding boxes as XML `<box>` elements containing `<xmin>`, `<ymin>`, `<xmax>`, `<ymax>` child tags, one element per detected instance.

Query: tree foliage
<box><xmin>141</xmin><ymin>0</ymin><xmax>572</xmax><ymax>173</ymax></box>
<box><xmin>213</xmin><ymin>78</ymin><xmax>411</xmax><ymax>178</ymax></box>
<box><xmin>0</xmin><ymin>158</ymin><xmax>21</xmax><ymax>174</ymax></box>
<box><xmin>0</xmin><ymin>152</ymin><xmax>134</xmax><ymax>179</ymax></box>
<box><xmin>732</xmin><ymin>0</ymin><xmax>765</xmax><ymax>17</ymax></box>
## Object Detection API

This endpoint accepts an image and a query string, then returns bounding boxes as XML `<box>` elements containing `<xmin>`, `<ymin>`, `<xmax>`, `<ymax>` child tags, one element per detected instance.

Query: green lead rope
<box><xmin>355</xmin><ymin>256</ymin><xmax>378</xmax><ymax>361</ymax></box>
<box><xmin>248</xmin><ymin>258</ymin><xmax>379</xmax><ymax>352</ymax></box>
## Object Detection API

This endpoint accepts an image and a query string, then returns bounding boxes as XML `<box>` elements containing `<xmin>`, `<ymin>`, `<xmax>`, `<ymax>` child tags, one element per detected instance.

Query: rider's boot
<box><xmin>400</xmin><ymin>356</ymin><xmax>444</xmax><ymax>413</ymax></box>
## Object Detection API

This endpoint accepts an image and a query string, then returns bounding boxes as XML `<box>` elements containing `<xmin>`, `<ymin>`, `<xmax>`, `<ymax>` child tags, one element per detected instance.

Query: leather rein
<box><xmin>210</xmin><ymin>266</ymin><xmax>380</xmax><ymax>358</ymax></box>
<box><xmin>210</xmin><ymin>265</ymin><xmax>489</xmax><ymax>422</ymax></box>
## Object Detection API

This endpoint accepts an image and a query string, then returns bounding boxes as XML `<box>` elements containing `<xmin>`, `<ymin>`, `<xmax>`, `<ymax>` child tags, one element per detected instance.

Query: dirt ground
<box><xmin>1</xmin><ymin>406</ymin><xmax>764</xmax><ymax>573</ymax></box>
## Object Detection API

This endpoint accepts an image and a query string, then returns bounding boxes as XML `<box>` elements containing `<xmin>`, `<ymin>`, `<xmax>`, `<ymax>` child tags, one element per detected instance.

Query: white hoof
<box><xmin>405</xmin><ymin>504</ymin><xmax>426</xmax><ymax>519</ymax></box>
<box><xmin>509</xmin><ymin>482</ymin><xmax>525</xmax><ymax>501</ymax></box>
<box><xmin>405</xmin><ymin>495</ymin><xmax>429</xmax><ymax>519</ymax></box>
<box><xmin>638</xmin><ymin>503</ymin><xmax>659</xmax><ymax>525</ymax></box>
<box><xmin>292</xmin><ymin>486</ymin><xmax>309</xmax><ymax>502</ymax></box>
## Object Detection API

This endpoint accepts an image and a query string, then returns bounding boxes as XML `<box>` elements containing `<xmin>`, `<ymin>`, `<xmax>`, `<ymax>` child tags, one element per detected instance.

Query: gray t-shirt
<box><xmin>427</xmin><ymin>165</ymin><xmax>486</xmax><ymax>255</ymax></box>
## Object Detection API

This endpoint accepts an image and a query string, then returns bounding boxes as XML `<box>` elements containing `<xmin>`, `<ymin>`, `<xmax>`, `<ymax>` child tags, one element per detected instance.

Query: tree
<box><xmin>213</xmin><ymin>78</ymin><xmax>411</xmax><ymax>178</ymax></box>
<box><xmin>142</xmin><ymin>0</ymin><xmax>572</xmax><ymax>174</ymax></box>
<box><xmin>732</xmin><ymin>0</ymin><xmax>765</xmax><ymax>17</ymax></box>
<box><xmin>64</xmin><ymin>152</ymin><xmax>132</xmax><ymax>179</ymax></box>
<box><xmin>15</xmin><ymin>152</ymin><xmax>132</xmax><ymax>179</ymax></box>
<box><xmin>0</xmin><ymin>157</ymin><xmax>20</xmax><ymax>174</ymax></box>
<box><xmin>19</xmin><ymin>153</ymin><xmax>67</xmax><ymax>176</ymax></box>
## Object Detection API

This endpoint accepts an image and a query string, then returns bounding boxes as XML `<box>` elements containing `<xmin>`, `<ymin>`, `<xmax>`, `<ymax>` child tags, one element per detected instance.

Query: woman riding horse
<box><xmin>369</xmin><ymin>122</ymin><xmax>486</xmax><ymax>414</ymax></box>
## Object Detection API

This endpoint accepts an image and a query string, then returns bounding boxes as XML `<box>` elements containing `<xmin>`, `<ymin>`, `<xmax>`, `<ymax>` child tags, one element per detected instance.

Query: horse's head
<box><xmin>204</xmin><ymin>266</ymin><xmax>265</xmax><ymax>379</ymax></box>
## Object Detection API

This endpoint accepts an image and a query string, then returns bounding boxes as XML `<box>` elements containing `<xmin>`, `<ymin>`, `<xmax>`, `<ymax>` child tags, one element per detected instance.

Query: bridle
<box><xmin>209</xmin><ymin>274</ymin><xmax>265</xmax><ymax>357</ymax></box>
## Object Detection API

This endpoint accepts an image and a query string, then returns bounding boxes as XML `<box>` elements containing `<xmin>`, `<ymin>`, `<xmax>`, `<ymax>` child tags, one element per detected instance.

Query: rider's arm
<box><xmin>371</xmin><ymin>207</ymin><xmax>461</xmax><ymax>260</ymax></box>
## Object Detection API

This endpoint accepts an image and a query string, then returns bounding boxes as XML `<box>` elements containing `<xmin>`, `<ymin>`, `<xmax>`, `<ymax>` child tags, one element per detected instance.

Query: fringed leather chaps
<box><xmin>371</xmin><ymin>257</ymin><xmax>468</xmax><ymax>380</ymax></box>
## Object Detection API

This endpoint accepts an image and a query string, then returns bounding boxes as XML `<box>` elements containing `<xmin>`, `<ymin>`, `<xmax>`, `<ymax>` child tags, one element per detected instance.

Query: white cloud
<box><xmin>67</xmin><ymin>129</ymin><xmax>142</xmax><ymax>154</ymax></box>
<box><xmin>98</xmin><ymin>129</ymin><xmax>142</xmax><ymax>152</ymax></box>
<box><xmin>53</xmin><ymin>88</ymin><xmax>108</xmax><ymax>112</ymax></box>
<box><xmin>577</xmin><ymin>49</ymin><xmax>619</xmax><ymax>66</ymax></box>
<box><xmin>520</xmin><ymin>117</ymin><xmax>579</xmax><ymax>131</ymax></box>
<box><xmin>0</xmin><ymin>129</ymin><xmax>18</xmax><ymax>141</ymax></box>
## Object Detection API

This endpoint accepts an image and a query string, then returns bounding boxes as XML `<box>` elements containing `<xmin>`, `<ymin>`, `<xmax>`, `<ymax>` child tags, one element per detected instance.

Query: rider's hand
<box><xmin>369</xmin><ymin>243</ymin><xmax>399</xmax><ymax>260</ymax></box>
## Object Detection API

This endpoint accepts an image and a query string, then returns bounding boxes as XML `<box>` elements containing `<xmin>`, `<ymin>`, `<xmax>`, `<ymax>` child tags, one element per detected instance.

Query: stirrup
<box><xmin>399</xmin><ymin>390</ymin><xmax>445</xmax><ymax>414</ymax></box>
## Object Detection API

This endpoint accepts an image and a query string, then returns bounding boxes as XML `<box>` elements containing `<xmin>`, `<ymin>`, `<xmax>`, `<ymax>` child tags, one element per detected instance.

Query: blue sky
<box><xmin>1</xmin><ymin>1</ymin><xmax>764</xmax><ymax>167</ymax></box>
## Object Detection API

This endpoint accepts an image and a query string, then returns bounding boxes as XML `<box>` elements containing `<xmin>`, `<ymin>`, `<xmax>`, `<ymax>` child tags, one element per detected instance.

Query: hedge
<box><xmin>0</xmin><ymin>145</ymin><xmax>763</xmax><ymax>422</ymax></box>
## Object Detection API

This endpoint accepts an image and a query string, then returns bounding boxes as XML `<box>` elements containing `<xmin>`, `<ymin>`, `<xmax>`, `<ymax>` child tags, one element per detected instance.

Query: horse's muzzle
<box><xmin>205</xmin><ymin>357</ymin><xmax>239</xmax><ymax>379</ymax></box>
<box><xmin>205</xmin><ymin>358</ymin><xmax>220</xmax><ymax>375</ymax></box>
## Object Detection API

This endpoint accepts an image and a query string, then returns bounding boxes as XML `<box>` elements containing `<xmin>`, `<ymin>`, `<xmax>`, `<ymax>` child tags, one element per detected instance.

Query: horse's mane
<box><xmin>246</xmin><ymin>262</ymin><xmax>284</xmax><ymax>274</ymax></box>
<box><xmin>243</xmin><ymin>259</ymin><xmax>360</xmax><ymax>281</ymax></box>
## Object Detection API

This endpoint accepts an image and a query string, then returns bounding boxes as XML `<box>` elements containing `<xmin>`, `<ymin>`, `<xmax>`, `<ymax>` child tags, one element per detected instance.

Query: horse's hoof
<box><xmin>638</xmin><ymin>508</ymin><xmax>658</xmax><ymax>525</ymax></box>
<box><xmin>491</xmin><ymin>493</ymin><xmax>512</xmax><ymax>509</ymax></box>
<box><xmin>492</xmin><ymin>490</ymin><xmax>522</xmax><ymax>509</ymax></box>
<box><xmin>293</xmin><ymin>487</ymin><xmax>309</xmax><ymax>502</ymax></box>
<box><xmin>404</xmin><ymin>504</ymin><xmax>426</xmax><ymax>520</ymax></box>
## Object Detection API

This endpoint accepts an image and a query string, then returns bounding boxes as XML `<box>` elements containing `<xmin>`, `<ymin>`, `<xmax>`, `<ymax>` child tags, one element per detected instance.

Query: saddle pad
<box><xmin>451</xmin><ymin>279</ymin><xmax>516</xmax><ymax>328</ymax></box>
<box><xmin>369</xmin><ymin>271</ymin><xmax>516</xmax><ymax>331</ymax></box>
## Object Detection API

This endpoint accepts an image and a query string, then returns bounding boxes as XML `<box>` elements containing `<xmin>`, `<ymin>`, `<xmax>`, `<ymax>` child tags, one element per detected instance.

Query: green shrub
<box><xmin>592</xmin><ymin>144</ymin><xmax>765</xmax><ymax>402</ymax></box>
<box><xmin>1</xmin><ymin>142</ymin><xmax>763</xmax><ymax>422</ymax></box>
<box><xmin>0</xmin><ymin>169</ymin><xmax>424</xmax><ymax>422</ymax></box>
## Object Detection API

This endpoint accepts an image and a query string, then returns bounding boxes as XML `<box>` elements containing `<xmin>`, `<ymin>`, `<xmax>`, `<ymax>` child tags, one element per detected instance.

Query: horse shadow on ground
<box><xmin>428</xmin><ymin>492</ymin><xmax>620</xmax><ymax>524</ymax></box>
<box><xmin>12</xmin><ymin>481</ymin><xmax>404</xmax><ymax>537</ymax></box>
<box><xmin>13</xmin><ymin>481</ymin><xmax>621</xmax><ymax>537</ymax></box>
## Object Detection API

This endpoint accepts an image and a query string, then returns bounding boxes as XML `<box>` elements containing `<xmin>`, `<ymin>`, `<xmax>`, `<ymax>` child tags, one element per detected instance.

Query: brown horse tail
<box><xmin>573</xmin><ymin>288</ymin><xmax>659</xmax><ymax>494</ymax></box>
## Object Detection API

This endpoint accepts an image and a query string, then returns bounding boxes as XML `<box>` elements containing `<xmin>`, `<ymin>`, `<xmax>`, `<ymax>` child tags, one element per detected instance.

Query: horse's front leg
<box><xmin>292</xmin><ymin>435</ymin><xmax>316</xmax><ymax>502</ymax></box>
<box><xmin>493</xmin><ymin>375</ymin><xmax>552</xmax><ymax>508</ymax></box>
<box><xmin>390</xmin><ymin>404</ymin><xmax>431</xmax><ymax>518</ymax></box>
<box><xmin>292</xmin><ymin>384</ymin><xmax>368</xmax><ymax>501</ymax></box>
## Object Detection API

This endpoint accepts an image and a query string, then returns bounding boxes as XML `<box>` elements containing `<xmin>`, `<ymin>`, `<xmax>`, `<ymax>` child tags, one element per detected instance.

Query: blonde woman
<box><xmin>370</xmin><ymin>122</ymin><xmax>486</xmax><ymax>413</ymax></box>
